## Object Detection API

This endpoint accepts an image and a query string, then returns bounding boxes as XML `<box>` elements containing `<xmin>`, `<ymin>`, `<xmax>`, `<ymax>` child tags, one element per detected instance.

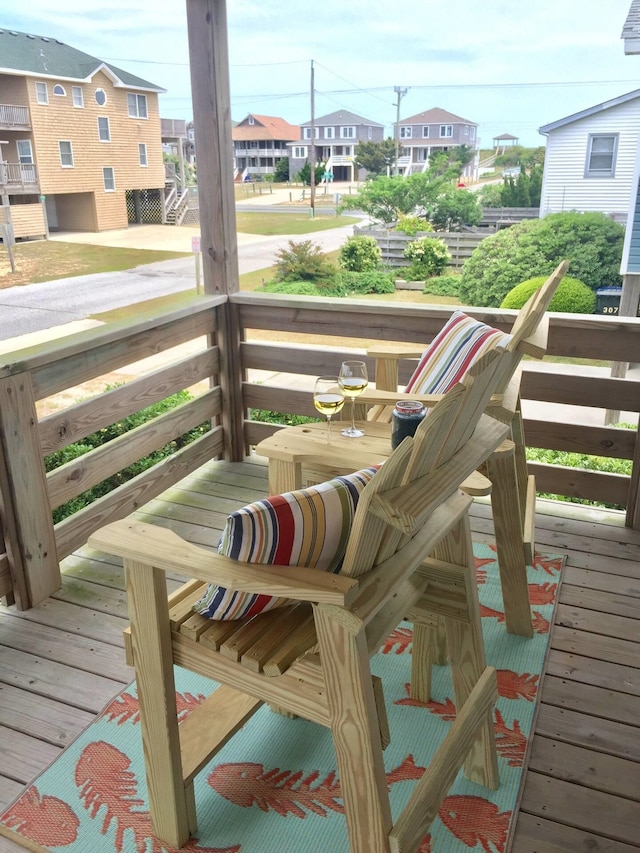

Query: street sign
<box><xmin>192</xmin><ymin>235</ymin><xmax>201</xmax><ymax>253</ymax></box>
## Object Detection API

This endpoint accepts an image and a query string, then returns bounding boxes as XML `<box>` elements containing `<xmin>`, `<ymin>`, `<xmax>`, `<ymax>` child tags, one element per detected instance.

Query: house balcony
<box><xmin>0</xmin><ymin>161</ymin><xmax>39</xmax><ymax>192</ymax></box>
<box><xmin>161</xmin><ymin>117</ymin><xmax>188</xmax><ymax>138</ymax></box>
<box><xmin>0</xmin><ymin>103</ymin><xmax>30</xmax><ymax>131</ymax></box>
<box><xmin>0</xmin><ymin>293</ymin><xmax>638</xmax><ymax>850</ymax></box>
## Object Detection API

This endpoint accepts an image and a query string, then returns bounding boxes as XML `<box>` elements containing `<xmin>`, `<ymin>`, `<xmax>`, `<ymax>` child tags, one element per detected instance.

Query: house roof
<box><xmin>493</xmin><ymin>133</ymin><xmax>519</xmax><ymax>140</ymax></box>
<box><xmin>0</xmin><ymin>28</ymin><xmax>165</xmax><ymax>92</ymax></box>
<box><xmin>300</xmin><ymin>109</ymin><xmax>384</xmax><ymax>128</ymax></box>
<box><xmin>399</xmin><ymin>107</ymin><xmax>476</xmax><ymax>126</ymax></box>
<box><xmin>233</xmin><ymin>114</ymin><xmax>300</xmax><ymax>141</ymax></box>
<box><xmin>538</xmin><ymin>88</ymin><xmax>640</xmax><ymax>134</ymax></box>
<box><xmin>622</xmin><ymin>1</ymin><xmax>640</xmax><ymax>53</ymax></box>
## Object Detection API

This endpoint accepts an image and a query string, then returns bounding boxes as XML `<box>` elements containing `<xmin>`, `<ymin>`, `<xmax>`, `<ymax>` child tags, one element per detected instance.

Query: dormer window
<box><xmin>248</xmin><ymin>116</ymin><xmax>255</xmax><ymax>125</ymax></box>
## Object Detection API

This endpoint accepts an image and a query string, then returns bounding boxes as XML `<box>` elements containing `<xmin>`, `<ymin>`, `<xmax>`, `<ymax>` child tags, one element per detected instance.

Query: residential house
<box><xmin>620</xmin><ymin>3</ymin><xmax>640</xmax><ymax>284</ymax></box>
<box><xmin>394</xmin><ymin>107</ymin><xmax>479</xmax><ymax>179</ymax></box>
<box><xmin>289</xmin><ymin>110</ymin><xmax>385</xmax><ymax>183</ymax></box>
<box><xmin>538</xmin><ymin>89</ymin><xmax>640</xmax><ymax>224</ymax></box>
<box><xmin>0</xmin><ymin>28</ymin><xmax>166</xmax><ymax>235</ymax></box>
<box><xmin>233</xmin><ymin>114</ymin><xmax>299</xmax><ymax>181</ymax></box>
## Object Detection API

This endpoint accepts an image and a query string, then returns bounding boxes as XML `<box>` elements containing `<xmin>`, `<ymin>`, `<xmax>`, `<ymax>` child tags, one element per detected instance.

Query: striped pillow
<box><xmin>194</xmin><ymin>467</ymin><xmax>378</xmax><ymax>621</ymax></box>
<box><xmin>406</xmin><ymin>310</ymin><xmax>511</xmax><ymax>395</ymax></box>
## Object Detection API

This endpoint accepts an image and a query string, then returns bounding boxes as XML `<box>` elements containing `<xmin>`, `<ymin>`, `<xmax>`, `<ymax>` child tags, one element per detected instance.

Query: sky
<box><xmin>2</xmin><ymin>0</ymin><xmax>640</xmax><ymax>148</ymax></box>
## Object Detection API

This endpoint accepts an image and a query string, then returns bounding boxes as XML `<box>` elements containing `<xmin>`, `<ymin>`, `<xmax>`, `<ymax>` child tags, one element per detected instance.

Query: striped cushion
<box><xmin>406</xmin><ymin>310</ymin><xmax>511</xmax><ymax>395</ymax></box>
<box><xmin>194</xmin><ymin>467</ymin><xmax>378</xmax><ymax>621</ymax></box>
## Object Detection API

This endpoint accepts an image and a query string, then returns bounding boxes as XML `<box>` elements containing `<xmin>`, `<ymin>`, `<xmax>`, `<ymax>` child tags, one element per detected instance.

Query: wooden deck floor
<box><xmin>0</xmin><ymin>456</ymin><xmax>638</xmax><ymax>853</ymax></box>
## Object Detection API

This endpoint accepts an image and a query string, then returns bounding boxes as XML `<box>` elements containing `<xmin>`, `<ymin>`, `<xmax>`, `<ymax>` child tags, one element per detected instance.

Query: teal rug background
<box><xmin>0</xmin><ymin>543</ymin><xmax>564</xmax><ymax>853</ymax></box>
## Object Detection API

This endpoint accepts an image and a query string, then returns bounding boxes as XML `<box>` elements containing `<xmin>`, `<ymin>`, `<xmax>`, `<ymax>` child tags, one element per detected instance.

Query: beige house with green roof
<box><xmin>0</xmin><ymin>28</ymin><xmax>166</xmax><ymax>235</ymax></box>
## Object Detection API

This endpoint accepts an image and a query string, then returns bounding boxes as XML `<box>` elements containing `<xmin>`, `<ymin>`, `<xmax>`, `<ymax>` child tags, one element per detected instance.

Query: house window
<box><xmin>586</xmin><ymin>133</ymin><xmax>618</xmax><ymax>178</ymax></box>
<box><xmin>368</xmin><ymin>127</ymin><xmax>372</xmax><ymax>139</ymax></box>
<box><xmin>341</xmin><ymin>126</ymin><xmax>355</xmax><ymax>138</ymax></box>
<box><xmin>440</xmin><ymin>125</ymin><xmax>453</xmax><ymax>137</ymax></box>
<box><xmin>248</xmin><ymin>116</ymin><xmax>255</xmax><ymax>125</ymax></box>
<box><xmin>59</xmin><ymin>140</ymin><xmax>74</xmax><ymax>167</ymax></box>
<box><xmin>97</xmin><ymin>117</ymin><xmax>111</xmax><ymax>142</ymax></box>
<box><xmin>470</xmin><ymin>127</ymin><xmax>476</xmax><ymax>140</ymax></box>
<box><xmin>35</xmin><ymin>81</ymin><xmax>48</xmax><ymax>104</ymax></box>
<box><xmin>72</xmin><ymin>86</ymin><xmax>84</xmax><ymax>107</ymax></box>
<box><xmin>103</xmin><ymin>167</ymin><xmax>115</xmax><ymax>191</ymax></box>
<box><xmin>400</xmin><ymin>127</ymin><xmax>412</xmax><ymax>139</ymax></box>
<box><xmin>17</xmin><ymin>140</ymin><xmax>33</xmax><ymax>164</ymax></box>
<box><xmin>422</xmin><ymin>127</ymin><xmax>430</xmax><ymax>138</ymax></box>
<box><xmin>95</xmin><ymin>88</ymin><xmax>107</xmax><ymax>106</ymax></box>
<box><xmin>127</xmin><ymin>93</ymin><xmax>148</xmax><ymax>119</ymax></box>
<box><xmin>325</xmin><ymin>127</ymin><xmax>334</xmax><ymax>139</ymax></box>
<box><xmin>188</xmin><ymin>127</ymin><xmax>194</xmax><ymax>141</ymax></box>
<box><xmin>53</xmin><ymin>84</ymin><xmax>66</xmax><ymax>96</ymax></box>
<box><xmin>139</xmin><ymin>143</ymin><xmax>148</xmax><ymax>166</ymax></box>
<box><xmin>294</xmin><ymin>146</ymin><xmax>307</xmax><ymax>158</ymax></box>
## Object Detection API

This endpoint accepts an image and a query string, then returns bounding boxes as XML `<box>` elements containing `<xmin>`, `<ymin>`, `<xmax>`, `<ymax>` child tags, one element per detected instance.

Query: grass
<box><xmin>235</xmin><ymin>212</ymin><xmax>355</xmax><ymax>235</ymax></box>
<box><xmin>0</xmin><ymin>241</ymin><xmax>190</xmax><ymax>289</ymax></box>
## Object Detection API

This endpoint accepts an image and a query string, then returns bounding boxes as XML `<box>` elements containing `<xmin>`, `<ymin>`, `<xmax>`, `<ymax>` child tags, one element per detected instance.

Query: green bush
<box><xmin>403</xmin><ymin>236</ymin><xmax>451</xmax><ymax>279</ymax></box>
<box><xmin>422</xmin><ymin>273</ymin><xmax>462</xmax><ymax>297</ymax></box>
<box><xmin>337</xmin><ymin>270</ymin><xmax>396</xmax><ymax>295</ymax></box>
<box><xmin>46</xmin><ymin>390</ymin><xmax>210</xmax><ymax>523</ymax></box>
<box><xmin>274</xmin><ymin>239</ymin><xmax>338</xmax><ymax>283</ymax></box>
<box><xmin>338</xmin><ymin>235</ymin><xmax>382</xmax><ymax>272</ymax></box>
<box><xmin>458</xmin><ymin>212</ymin><xmax>624</xmax><ymax>307</ymax></box>
<box><xmin>501</xmin><ymin>275</ymin><xmax>596</xmax><ymax>313</ymax></box>
<box><xmin>262</xmin><ymin>280</ymin><xmax>326</xmax><ymax>296</ymax></box>
<box><xmin>249</xmin><ymin>408</ymin><xmax>318</xmax><ymax>427</ymax></box>
<box><xmin>395</xmin><ymin>215</ymin><xmax>432</xmax><ymax>236</ymax></box>
<box><xmin>426</xmin><ymin>187</ymin><xmax>482</xmax><ymax>231</ymax></box>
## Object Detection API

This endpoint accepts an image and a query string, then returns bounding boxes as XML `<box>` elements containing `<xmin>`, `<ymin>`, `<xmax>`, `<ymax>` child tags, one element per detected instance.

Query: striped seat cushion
<box><xmin>194</xmin><ymin>467</ymin><xmax>378</xmax><ymax>621</ymax></box>
<box><xmin>406</xmin><ymin>310</ymin><xmax>511</xmax><ymax>395</ymax></box>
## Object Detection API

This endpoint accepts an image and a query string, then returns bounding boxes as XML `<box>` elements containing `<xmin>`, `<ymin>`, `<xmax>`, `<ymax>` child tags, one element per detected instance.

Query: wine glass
<box><xmin>339</xmin><ymin>360</ymin><xmax>368</xmax><ymax>438</ymax></box>
<box><xmin>313</xmin><ymin>376</ymin><xmax>345</xmax><ymax>441</ymax></box>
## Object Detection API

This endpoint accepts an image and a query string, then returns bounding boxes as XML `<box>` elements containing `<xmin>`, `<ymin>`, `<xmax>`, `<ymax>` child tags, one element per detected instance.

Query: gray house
<box><xmin>289</xmin><ymin>110</ymin><xmax>384</xmax><ymax>183</ymax></box>
<box><xmin>394</xmin><ymin>107</ymin><xmax>479</xmax><ymax>179</ymax></box>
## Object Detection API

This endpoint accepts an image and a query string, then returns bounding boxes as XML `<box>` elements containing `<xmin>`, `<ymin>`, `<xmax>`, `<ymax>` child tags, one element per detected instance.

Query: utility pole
<box><xmin>309</xmin><ymin>59</ymin><xmax>315</xmax><ymax>217</ymax></box>
<box><xmin>393</xmin><ymin>86</ymin><xmax>408</xmax><ymax>176</ymax></box>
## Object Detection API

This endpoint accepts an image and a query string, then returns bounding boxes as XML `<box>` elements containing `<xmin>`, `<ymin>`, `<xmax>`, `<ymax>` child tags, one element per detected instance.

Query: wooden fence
<box><xmin>0</xmin><ymin>293</ymin><xmax>638</xmax><ymax>611</ymax></box>
<box><xmin>355</xmin><ymin>225</ymin><xmax>487</xmax><ymax>269</ymax></box>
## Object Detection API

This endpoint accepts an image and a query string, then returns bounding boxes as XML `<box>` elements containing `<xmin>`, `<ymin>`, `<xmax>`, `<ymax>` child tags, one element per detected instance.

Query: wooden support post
<box><xmin>0</xmin><ymin>373</ymin><xmax>59</xmax><ymax>606</ymax></box>
<box><xmin>606</xmin><ymin>273</ymin><xmax>640</xmax><ymax>424</ymax></box>
<box><xmin>186</xmin><ymin>0</ymin><xmax>238</xmax><ymax>297</ymax></box>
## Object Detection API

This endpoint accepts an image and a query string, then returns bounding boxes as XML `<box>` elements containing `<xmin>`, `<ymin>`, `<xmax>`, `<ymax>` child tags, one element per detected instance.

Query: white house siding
<box><xmin>539</xmin><ymin>100</ymin><xmax>640</xmax><ymax>221</ymax></box>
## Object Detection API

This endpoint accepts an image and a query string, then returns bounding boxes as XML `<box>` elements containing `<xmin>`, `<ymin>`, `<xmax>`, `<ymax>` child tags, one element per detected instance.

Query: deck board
<box><xmin>0</xmin><ymin>457</ymin><xmax>638</xmax><ymax>851</ymax></box>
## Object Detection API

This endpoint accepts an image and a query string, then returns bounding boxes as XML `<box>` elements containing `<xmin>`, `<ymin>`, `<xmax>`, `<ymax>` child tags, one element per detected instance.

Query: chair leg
<box><xmin>438</xmin><ymin>517</ymin><xmax>500</xmax><ymax>790</ymax></box>
<box><xmin>125</xmin><ymin>559</ymin><xmax>192</xmax><ymax>847</ymax></box>
<box><xmin>314</xmin><ymin>604</ymin><xmax>392</xmax><ymax>853</ymax></box>
<box><xmin>487</xmin><ymin>447</ymin><xmax>534</xmax><ymax>638</ymax></box>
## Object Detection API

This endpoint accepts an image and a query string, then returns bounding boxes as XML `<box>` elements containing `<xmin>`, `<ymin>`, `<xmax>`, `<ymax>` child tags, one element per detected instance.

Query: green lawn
<box><xmin>236</xmin><ymin>211</ymin><xmax>355</xmax><ymax>235</ymax></box>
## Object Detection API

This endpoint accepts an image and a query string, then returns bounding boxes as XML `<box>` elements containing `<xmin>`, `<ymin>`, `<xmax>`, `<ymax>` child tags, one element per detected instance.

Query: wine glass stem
<box><xmin>351</xmin><ymin>399</ymin><xmax>356</xmax><ymax>431</ymax></box>
<box><xmin>327</xmin><ymin>416</ymin><xmax>331</xmax><ymax>442</ymax></box>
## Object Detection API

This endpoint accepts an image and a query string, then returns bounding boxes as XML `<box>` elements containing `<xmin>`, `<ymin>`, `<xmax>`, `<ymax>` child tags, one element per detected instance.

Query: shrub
<box><xmin>46</xmin><ymin>390</ymin><xmax>210</xmax><ymax>523</ymax></box>
<box><xmin>458</xmin><ymin>212</ymin><xmax>624</xmax><ymax>307</ymax></box>
<box><xmin>422</xmin><ymin>273</ymin><xmax>462</xmax><ymax>298</ymax></box>
<box><xmin>262</xmin><ymin>280</ymin><xmax>326</xmax><ymax>296</ymax></box>
<box><xmin>338</xmin><ymin>235</ymin><xmax>381</xmax><ymax>272</ymax></box>
<box><xmin>478</xmin><ymin>183</ymin><xmax>503</xmax><ymax>208</ymax></box>
<box><xmin>403</xmin><ymin>236</ymin><xmax>451</xmax><ymax>279</ymax></box>
<box><xmin>274</xmin><ymin>239</ymin><xmax>338</xmax><ymax>283</ymax></box>
<box><xmin>337</xmin><ymin>270</ymin><xmax>396</xmax><ymax>295</ymax></box>
<box><xmin>501</xmin><ymin>275</ymin><xmax>596</xmax><ymax>313</ymax></box>
<box><xmin>426</xmin><ymin>187</ymin><xmax>482</xmax><ymax>231</ymax></box>
<box><xmin>395</xmin><ymin>215</ymin><xmax>432</xmax><ymax>236</ymax></box>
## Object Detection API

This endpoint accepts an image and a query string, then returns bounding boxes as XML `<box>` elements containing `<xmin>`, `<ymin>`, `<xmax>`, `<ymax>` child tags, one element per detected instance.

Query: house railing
<box><xmin>0</xmin><ymin>293</ymin><xmax>638</xmax><ymax>612</ymax></box>
<box><xmin>0</xmin><ymin>103</ymin><xmax>30</xmax><ymax>128</ymax></box>
<box><xmin>0</xmin><ymin>162</ymin><xmax>39</xmax><ymax>188</ymax></box>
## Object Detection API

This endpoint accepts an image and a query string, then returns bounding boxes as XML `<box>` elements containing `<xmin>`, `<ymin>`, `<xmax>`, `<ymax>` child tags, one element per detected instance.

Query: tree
<box><xmin>458</xmin><ymin>211</ymin><xmax>625</xmax><ymax>307</ymax></box>
<box><xmin>273</xmin><ymin>157</ymin><xmax>290</xmax><ymax>182</ymax></box>
<box><xmin>163</xmin><ymin>153</ymin><xmax>196</xmax><ymax>186</ymax></box>
<box><xmin>295</xmin><ymin>161</ymin><xmax>326</xmax><ymax>186</ymax></box>
<box><xmin>425</xmin><ymin>187</ymin><xmax>482</xmax><ymax>231</ymax></box>
<box><xmin>354</xmin><ymin>138</ymin><xmax>397</xmax><ymax>177</ymax></box>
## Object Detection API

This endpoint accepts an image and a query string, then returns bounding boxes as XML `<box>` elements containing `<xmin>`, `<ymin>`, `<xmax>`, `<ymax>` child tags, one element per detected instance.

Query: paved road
<box><xmin>0</xmin><ymin>220</ymin><xmax>364</xmax><ymax>343</ymax></box>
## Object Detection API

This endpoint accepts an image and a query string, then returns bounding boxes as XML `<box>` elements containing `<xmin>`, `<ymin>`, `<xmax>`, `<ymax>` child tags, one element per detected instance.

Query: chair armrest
<box><xmin>359</xmin><ymin>387</ymin><xmax>443</xmax><ymax>408</ymax></box>
<box><xmin>89</xmin><ymin>520</ymin><xmax>359</xmax><ymax>607</ymax></box>
<box><xmin>367</xmin><ymin>344</ymin><xmax>424</xmax><ymax>359</ymax></box>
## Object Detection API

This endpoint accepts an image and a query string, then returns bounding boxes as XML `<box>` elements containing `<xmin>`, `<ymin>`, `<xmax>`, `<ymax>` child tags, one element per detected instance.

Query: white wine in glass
<box><xmin>313</xmin><ymin>376</ymin><xmax>345</xmax><ymax>441</ymax></box>
<box><xmin>339</xmin><ymin>360</ymin><xmax>368</xmax><ymax>438</ymax></box>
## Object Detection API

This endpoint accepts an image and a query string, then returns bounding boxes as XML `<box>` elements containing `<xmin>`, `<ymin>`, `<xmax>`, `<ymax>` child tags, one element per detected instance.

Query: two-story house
<box><xmin>289</xmin><ymin>110</ymin><xmax>385</xmax><ymax>183</ymax></box>
<box><xmin>0</xmin><ymin>28</ymin><xmax>166</xmax><ymax>235</ymax></box>
<box><xmin>233</xmin><ymin>114</ymin><xmax>299</xmax><ymax>181</ymax></box>
<box><xmin>394</xmin><ymin>107</ymin><xmax>479</xmax><ymax>180</ymax></box>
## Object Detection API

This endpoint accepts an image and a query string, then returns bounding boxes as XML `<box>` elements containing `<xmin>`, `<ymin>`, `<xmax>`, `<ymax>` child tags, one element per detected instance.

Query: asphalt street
<box><xmin>0</xmin><ymin>219</ymin><xmax>364</xmax><ymax>343</ymax></box>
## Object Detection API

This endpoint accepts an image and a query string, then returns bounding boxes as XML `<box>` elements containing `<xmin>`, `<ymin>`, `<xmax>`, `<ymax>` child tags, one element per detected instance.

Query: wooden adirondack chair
<box><xmin>89</xmin><ymin>347</ymin><xmax>510</xmax><ymax>853</ymax></box>
<box><xmin>359</xmin><ymin>260</ymin><xmax>569</xmax><ymax>637</ymax></box>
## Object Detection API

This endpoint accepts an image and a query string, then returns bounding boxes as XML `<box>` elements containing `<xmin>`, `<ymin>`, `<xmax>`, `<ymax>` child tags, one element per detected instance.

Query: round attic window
<box><xmin>95</xmin><ymin>88</ymin><xmax>107</xmax><ymax>106</ymax></box>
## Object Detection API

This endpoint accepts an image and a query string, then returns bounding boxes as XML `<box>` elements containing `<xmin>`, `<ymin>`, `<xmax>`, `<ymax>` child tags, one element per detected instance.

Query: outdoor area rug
<box><xmin>0</xmin><ymin>543</ymin><xmax>565</xmax><ymax>853</ymax></box>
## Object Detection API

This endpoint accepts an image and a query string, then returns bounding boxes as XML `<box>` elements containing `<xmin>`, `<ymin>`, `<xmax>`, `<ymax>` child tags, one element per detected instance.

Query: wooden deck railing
<box><xmin>0</xmin><ymin>292</ymin><xmax>639</xmax><ymax>611</ymax></box>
